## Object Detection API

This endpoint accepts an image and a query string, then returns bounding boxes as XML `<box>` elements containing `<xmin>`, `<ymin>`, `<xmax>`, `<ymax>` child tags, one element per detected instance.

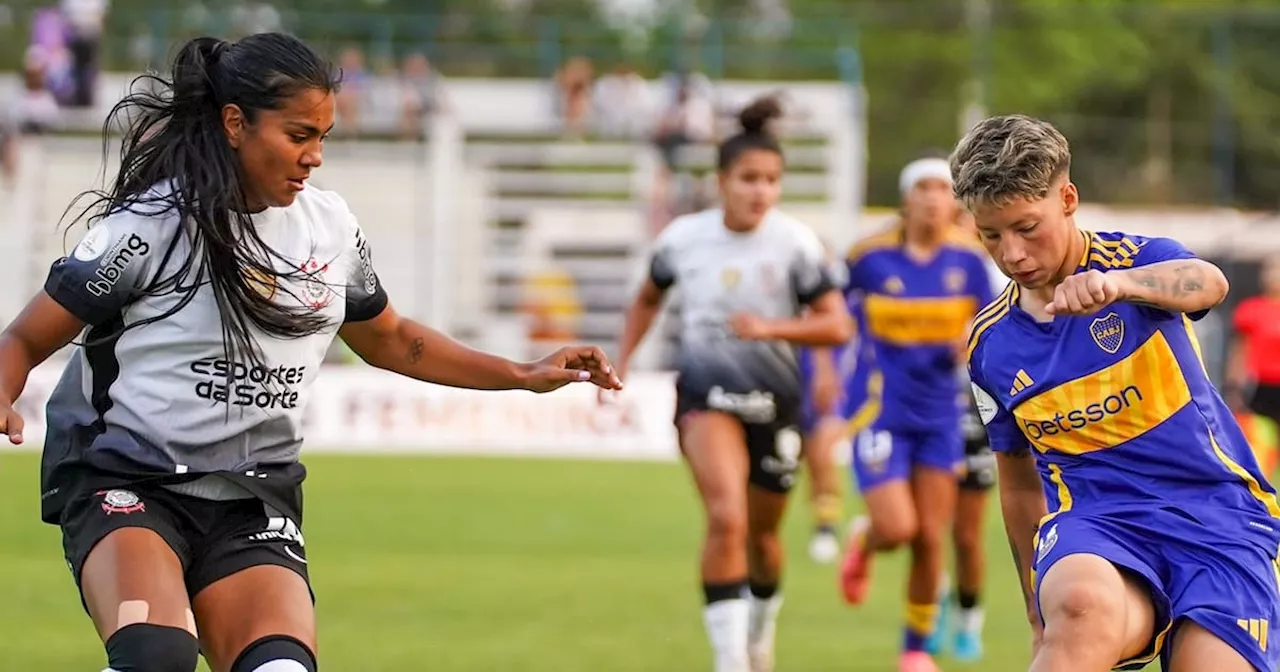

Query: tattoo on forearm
<box><xmin>1130</xmin><ymin>263</ymin><xmax>1207</xmax><ymax>300</ymax></box>
<box><xmin>407</xmin><ymin>337</ymin><xmax>425</xmax><ymax>364</ymax></box>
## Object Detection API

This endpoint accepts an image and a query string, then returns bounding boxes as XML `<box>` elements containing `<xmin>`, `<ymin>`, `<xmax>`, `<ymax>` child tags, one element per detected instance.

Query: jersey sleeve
<box><xmin>1127</xmin><ymin>235</ymin><xmax>1209</xmax><ymax>322</ymax></box>
<box><xmin>44</xmin><ymin>214</ymin><xmax>162</xmax><ymax>326</ymax></box>
<box><xmin>648</xmin><ymin>231</ymin><xmax>678</xmax><ymax>290</ymax></box>
<box><xmin>343</xmin><ymin>214</ymin><xmax>390</xmax><ymax>323</ymax></box>
<box><xmin>790</xmin><ymin>229</ymin><xmax>838</xmax><ymax>305</ymax></box>
<box><xmin>968</xmin><ymin>349</ymin><xmax>1031</xmax><ymax>454</ymax></box>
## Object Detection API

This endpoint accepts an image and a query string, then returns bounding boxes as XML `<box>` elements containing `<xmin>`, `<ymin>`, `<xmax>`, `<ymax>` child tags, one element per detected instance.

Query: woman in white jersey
<box><xmin>608</xmin><ymin>97</ymin><xmax>854</xmax><ymax>672</ymax></box>
<box><xmin>0</xmin><ymin>34</ymin><xmax>621</xmax><ymax>672</ymax></box>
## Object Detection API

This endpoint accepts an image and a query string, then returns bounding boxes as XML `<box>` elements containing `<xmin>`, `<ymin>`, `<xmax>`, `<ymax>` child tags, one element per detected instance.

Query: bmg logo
<box><xmin>86</xmin><ymin>233</ymin><xmax>150</xmax><ymax>297</ymax></box>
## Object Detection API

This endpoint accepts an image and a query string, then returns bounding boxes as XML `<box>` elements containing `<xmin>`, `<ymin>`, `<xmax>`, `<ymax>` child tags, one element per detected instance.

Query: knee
<box><xmin>953</xmin><ymin>524</ymin><xmax>982</xmax><ymax>559</ymax></box>
<box><xmin>231</xmin><ymin>635</ymin><xmax>318</xmax><ymax>672</ymax></box>
<box><xmin>706</xmin><ymin>501</ymin><xmax>748</xmax><ymax>543</ymax></box>
<box><xmin>1041</xmin><ymin>582</ymin><xmax>1126</xmax><ymax>646</ymax></box>
<box><xmin>747</xmin><ymin>527</ymin><xmax>781</xmax><ymax>557</ymax></box>
<box><xmin>873</xmin><ymin>516</ymin><xmax>918</xmax><ymax>550</ymax></box>
<box><xmin>105</xmin><ymin>623</ymin><xmax>200</xmax><ymax>672</ymax></box>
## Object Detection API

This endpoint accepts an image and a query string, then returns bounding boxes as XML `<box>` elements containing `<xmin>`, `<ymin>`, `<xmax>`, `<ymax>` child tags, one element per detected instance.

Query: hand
<box><xmin>597</xmin><ymin>363</ymin><xmax>629</xmax><ymax>405</ymax></box>
<box><xmin>729</xmin><ymin>313</ymin><xmax>775</xmax><ymax>340</ymax></box>
<box><xmin>812</xmin><ymin>368</ymin><xmax>839</xmax><ymax>415</ymax></box>
<box><xmin>522</xmin><ymin>346</ymin><xmax>624</xmax><ymax>394</ymax></box>
<box><xmin>0</xmin><ymin>400</ymin><xmax>24</xmax><ymax>445</ymax></box>
<box><xmin>1044</xmin><ymin>269</ymin><xmax>1120</xmax><ymax>317</ymax></box>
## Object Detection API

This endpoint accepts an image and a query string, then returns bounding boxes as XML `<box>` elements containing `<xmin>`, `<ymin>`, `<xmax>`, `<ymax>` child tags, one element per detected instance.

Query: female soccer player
<box><xmin>608</xmin><ymin>97</ymin><xmax>853</xmax><ymax>672</ymax></box>
<box><xmin>837</xmin><ymin>156</ymin><xmax>995</xmax><ymax>672</ymax></box>
<box><xmin>956</xmin><ymin>114</ymin><xmax>1276</xmax><ymax>672</ymax></box>
<box><xmin>0</xmin><ymin>34</ymin><xmax>620</xmax><ymax>672</ymax></box>
<box><xmin>1230</xmin><ymin>253</ymin><xmax>1280</xmax><ymax>429</ymax></box>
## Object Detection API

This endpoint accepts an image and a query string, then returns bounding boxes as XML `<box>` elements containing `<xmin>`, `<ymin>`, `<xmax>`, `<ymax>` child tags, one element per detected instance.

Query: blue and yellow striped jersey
<box><xmin>968</xmin><ymin>230</ymin><xmax>1280</xmax><ymax>521</ymax></box>
<box><xmin>846</xmin><ymin>227</ymin><xmax>996</xmax><ymax>432</ymax></box>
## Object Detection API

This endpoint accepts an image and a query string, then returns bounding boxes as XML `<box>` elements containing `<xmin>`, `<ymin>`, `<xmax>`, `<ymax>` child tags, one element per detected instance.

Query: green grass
<box><xmin>0</xmin><ymin>453</ymin><xmax>1143</xmax><ymax>670</ymax></box>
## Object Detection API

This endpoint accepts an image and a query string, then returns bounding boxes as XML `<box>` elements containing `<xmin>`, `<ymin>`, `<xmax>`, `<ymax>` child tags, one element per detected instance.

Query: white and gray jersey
<box><xmin>651</xmin><ymin>208</ymin><xmax>838</xmax><ymax>424</ymax></box>
<box><xmin>40</xmin><ymin>184</ymin><xmax>387</xmax><ymax>505</ymax></box>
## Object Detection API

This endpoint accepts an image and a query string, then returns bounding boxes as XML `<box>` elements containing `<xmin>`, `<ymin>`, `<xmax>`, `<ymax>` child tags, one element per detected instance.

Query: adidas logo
<box><xmin>1010</xmin><ymin>369</ymin><xmax>1034</xmax><ymax>396</ymax></box>
<box><xmin>1238</xmin><ymin>618</ymin><xmax>1269</xmax><ymax>651</ymax></box>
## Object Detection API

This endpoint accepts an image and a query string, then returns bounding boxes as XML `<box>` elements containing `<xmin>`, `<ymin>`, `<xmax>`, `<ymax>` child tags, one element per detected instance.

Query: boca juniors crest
<box><xmin>1089</xmin><ymin>312</ymin><xmax>1125</xmax><ymax>354</ymax></box>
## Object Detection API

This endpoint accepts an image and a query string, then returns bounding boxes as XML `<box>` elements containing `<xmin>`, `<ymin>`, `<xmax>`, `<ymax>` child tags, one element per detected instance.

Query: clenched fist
<box><xmin>1044</xmin><ymin>269</ymin><xmax>1120</xmax><ymax>317</ymax></box>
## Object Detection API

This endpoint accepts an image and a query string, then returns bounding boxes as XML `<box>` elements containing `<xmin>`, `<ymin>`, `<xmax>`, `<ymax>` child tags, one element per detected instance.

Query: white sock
<box><xmin>747</xmin><ymin>594</ymin><xmax>783</xmax><ymax>672</ymax></box>
<box><xmin>704</xmin><ymin>598</ymin><xmax>751</xmax><ymax>672</ymax></box>
<box><xmin>957</xmin><ymin>606</ymin><xmax>985</xmax><ymax>635</ymax></box>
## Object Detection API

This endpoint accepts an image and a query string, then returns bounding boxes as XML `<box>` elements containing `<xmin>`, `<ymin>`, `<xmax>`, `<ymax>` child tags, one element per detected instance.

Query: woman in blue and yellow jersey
<box><xmin>958</xmin><ymin>114</ymin><xmax>1276</xmax><ymax>672</ymax></box>
<box><xmin>837</xmin><ymin>156</ymin><xmax>996</xmax><ymax>672</ymax></box>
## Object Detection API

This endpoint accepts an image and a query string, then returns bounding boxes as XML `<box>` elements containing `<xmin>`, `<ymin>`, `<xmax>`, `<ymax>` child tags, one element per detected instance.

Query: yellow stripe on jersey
<box><xmin>966</xmin><ymin>282</ymin><xmax>1018</xmax><ymax>361</ymax></box>
<box><xmin>1013</xmin><ymin>330</ymin><xmax>1192</xmax><ymax>455</ymax></box>
<box><xmin>864</xmin><ymin>295</ymin><xmax>978</xmax><ymax>346</ymax></box>
<box><xmin>1208</xmin><ymin>428</ymin><xmax>1280</xmax><ymax>519</ymax></box>
<box><xmin>845</xmin><ymin>370</ymin><xmax>884</xmax><ymax>438</ymax></box>
<box><xmin>1089</xmin><ymin>235</ymin><xmax>1141</xmax><ymax>270</ymax></box>
<box><xmin>845</xmin><ymin>227</ymin><xmax>903</xmax><ymax>265</ymax></box>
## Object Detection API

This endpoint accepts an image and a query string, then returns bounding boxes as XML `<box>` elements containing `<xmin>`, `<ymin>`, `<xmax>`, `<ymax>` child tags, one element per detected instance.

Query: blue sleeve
<box><xmin>845</xmin><ymin>254</ymin><xmax>871</xmax><ymax>295</ymax></box>
<box><xmin>1126</xmin><ymin>235</ymin><xmax>1209</xmax><ymax>322</ymax></box>
<box><xmin>44</xmin><ymin>215</ymin><xmax>162</xmax><ymax>327</ymax></box>
<box><xmin>968</xmin><ymin>351</ymin><xmax>1031</xmax><ymax>454</ymax></box>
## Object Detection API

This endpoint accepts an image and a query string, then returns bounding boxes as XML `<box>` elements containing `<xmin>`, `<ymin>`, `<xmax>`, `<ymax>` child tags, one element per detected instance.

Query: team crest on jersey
<box><xmin>299</xmin><ymin>257</ymin><xmax>333</xmax><ymax>309</ymax></box>
<box><xmin>1089</xmin><ymin>312</ymin><xmax>1125</xmax><ymax>354</ymax></box>
<box><xmin>721</xmin><ymin>267</ymin><xmax>742</xmax><ymax>290</ymax></box>
<box><xmin>944</xmin><ymin>267</ymin><xmax>967</xmax><ymax>293</ymax></box>
<box><xmin>98</xmin><ymin>489</ymin><xmax>145</xmax><ymax>515</ymax></box>
<box><xmin>883</xmin><ymin>275</ymin><xmax>905</xmax><ymax>294</ymax></box>
<box><xmin>1037</xmin><ymin>523</ymin><xmax>1059</xmax><ymax>562</ymax></box>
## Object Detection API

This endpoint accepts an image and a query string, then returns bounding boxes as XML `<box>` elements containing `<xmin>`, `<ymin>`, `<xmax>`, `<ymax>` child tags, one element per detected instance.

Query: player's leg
<box><xmin>1166</xmin><ymin>622</ymin><xmax>1255</xmax><ymax>672</ymax></box>
<box><xmin>802</xmin><ymin>415</ymin><xmax>845</xmax><ymax>563</ymax></box>
<box><xmin>681</xmin><ymin>410</ymin><xmax>754</xmax><ymax>672</ymax></box>
<box><xmin>187</xmin><ymin>498</ymin><xmax>316</xmax><ymax>672</ymax></box>
<box><xmin>840</xmin><ymin>426</ymin><xmax>917</xmax><ymax>606</ymax></box>
<box><xmin>950</xmin><ymin>443</ymin><xmax>996</xmax><ymax>661</ymax></box>
<box><xmin>192</xmin><ymin>567</ymin><xmax>316</xmax><ymax>672</ymax></box>
<box><xmin>1033</xmin><ymin>554</ymin><xmax>1159</xmax><ymax>672</ymax></box>
<box><xmin>742</xmin><ymin>424</ymin><xmax>802</xmax><ymax>672</ymax></box>
<box><xmin>64</xmin><ymin>486</ymin><xmax>201</xmax><ymax>672</ymax></box>
<box><xmin>898</xmin><ymin>461</ymin><xmax>957</xmax><ymax>671</ymax></box>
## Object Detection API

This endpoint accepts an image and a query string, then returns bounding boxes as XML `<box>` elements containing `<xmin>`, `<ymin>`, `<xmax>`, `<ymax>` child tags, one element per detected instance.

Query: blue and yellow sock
<box><xmin>903</xmin><ymin>601</ymin><xmax>939</xmax><ymax>652</ymax></box>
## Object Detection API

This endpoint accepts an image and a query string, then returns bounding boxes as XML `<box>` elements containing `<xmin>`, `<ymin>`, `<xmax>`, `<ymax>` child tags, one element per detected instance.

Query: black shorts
<box><xmin>60</xmin><ymin>477</ymin><xmax>311</xmax><ymax>610</ymax></box>
<box><xmin>675</xmin><ymin>385</ymin><xmax>801</xmax><ymax>494</ymax></box>
<box><xmin>1249</xmin><ymin>383</ymin><xmax>1280</xmax><ymax>426</ymax></box>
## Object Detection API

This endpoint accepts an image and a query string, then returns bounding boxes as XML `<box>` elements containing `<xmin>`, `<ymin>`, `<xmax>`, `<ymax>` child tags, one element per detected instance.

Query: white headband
<box><xmin>899</xmin><ymin>158</ymin><xmax>952</xmax><ymax>195</ymax></box>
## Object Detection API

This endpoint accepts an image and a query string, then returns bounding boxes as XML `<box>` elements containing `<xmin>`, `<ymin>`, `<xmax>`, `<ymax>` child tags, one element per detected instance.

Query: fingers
<box><xmin>1</xmin><ymin>408</ymin><xmax>23</xmax><ymax>445</ymax></box>
<box><xmin>559</xmin><ymin>346</ymin><xmax>624</xmax><ymax>390</ymax></box>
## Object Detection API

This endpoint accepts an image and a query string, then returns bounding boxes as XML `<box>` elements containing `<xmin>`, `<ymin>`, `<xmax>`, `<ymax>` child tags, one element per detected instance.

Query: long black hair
<box><xmin>69</xmin><ymin>33</ymin><xmax>341</xmax><ymax>373</ymax></box>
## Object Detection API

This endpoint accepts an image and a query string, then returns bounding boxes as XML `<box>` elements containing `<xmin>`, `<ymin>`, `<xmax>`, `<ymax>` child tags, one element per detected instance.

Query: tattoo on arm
<box><xmin>407</xmin><ymin>337</ymin><xmax>424</xmax><ymax>364</ymax></box>
<box><xmin>1129</xmin><ymin>263</ymin><xmax>1206</xmax><ymax>300</ymax></box>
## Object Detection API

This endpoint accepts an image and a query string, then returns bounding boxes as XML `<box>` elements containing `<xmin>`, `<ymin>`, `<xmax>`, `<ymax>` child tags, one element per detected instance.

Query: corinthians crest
<box><xmin>1089</xmin><ymin>312</ymin><xmax>1125</xmax><ymax>354</ymax></box>
<box><xmin>299</xmin><ymin>257</ymin><xmax>333</xmax><ymax>310</ymax></box>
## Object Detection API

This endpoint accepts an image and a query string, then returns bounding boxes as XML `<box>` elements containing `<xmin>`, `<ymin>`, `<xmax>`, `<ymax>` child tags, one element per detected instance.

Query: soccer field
<box><xmin>0</xmin><ymin>452</ymin><xmax>1148</xmax><ymax>671</ymax></box>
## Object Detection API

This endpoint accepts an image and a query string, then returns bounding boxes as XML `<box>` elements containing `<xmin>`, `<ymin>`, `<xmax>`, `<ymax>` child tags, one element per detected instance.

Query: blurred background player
<box><xmin>1229</xmin><ymin>253</ymin><xmax>1280</xmax><ymax>475</ymax></box>
<box><xmin>608</xmin><ymin>97</ymin><xmax>853</xmax><ymax>672</ymax></box>
<box><xmin>838</xmin><ymin>155</ymin><xmax>995</xmax><ymax>672</ymax></box>
<box><xmin>797</xmin><ymin>241</ymin><xmax>855</xmax><ymax>565</ymax></box>
<box><xmin>925</xmin><ymin>206</ymin><xmax>1007</xmax><ymax>661</ymax></box>
<box><xmin>959</xmin><ymin>114</ymin><xmax>1277</xmax><ymax>672</ymax></box>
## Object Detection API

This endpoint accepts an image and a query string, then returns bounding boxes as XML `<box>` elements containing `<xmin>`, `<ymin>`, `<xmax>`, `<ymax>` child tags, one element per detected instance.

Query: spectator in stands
<box><xmin>555</xmin><ymin>56</ymin><xmax>594</xmax><ymax>139</ymax></box>
<box><xmin>229</xmin><ymin>0</ymin><xmax>282</xmax><ymax>38</ymax></box>
<box><xmin>335</xmin><ymin>46</ymin><xmax>369</xmax><ymax>137</ymax></box>
<box><xmin>652</xmin><ymin>77</ymin><xmax>716</xmax><ymax>175</ymax></box>
<box><xmin>1230</xmin><ymin>253</ymin><xmax>1280</xmax><ymax>429</ymax></box>
<box><xmin>29</xmin><ymin>6</ymin><xmax>74</xmax><ymax>104</ymax></box>
<box><xmin>397</xmin><ymin>52</ymin><xmax>447</xmax><ymax>141</ymax></box>
<box><xmin>594</xmin><ymin>62</ymin><xmax>651</xmax><ymax>139</ymax></box>
<box><xmin>8</xmin><ymin>46</ymin><xmax>60</xmax><ymax>136</ymax></box>
<box><xmin>521</xmin><ymin>266</ymin><xmax>583</xmax><ymax>344</ymax></box>
<box><xmin>59</xmin><ymin>0</ymin><xmax>107</xmax><ymax>108</ymax></box>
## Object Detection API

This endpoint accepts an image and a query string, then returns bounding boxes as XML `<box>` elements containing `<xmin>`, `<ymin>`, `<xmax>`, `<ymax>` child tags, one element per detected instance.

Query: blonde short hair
<box><xmin>950</xmin><ymin>114</ymin><xmax>1071</xmax><ymax>209</ymax></box>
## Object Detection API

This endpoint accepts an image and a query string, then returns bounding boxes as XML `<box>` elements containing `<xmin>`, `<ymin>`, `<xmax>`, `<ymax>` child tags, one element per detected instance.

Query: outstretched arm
<box><xmin>339</xmin><ymin>303</ymin><xmax>621</xmax><ymax>393</ymax></box>
<box><xmin>1110</xmin><ymin>259</ymin><xmax>1229</xmax><ymax>315</ymax></box>
<box><xmin>0</xmin><ymin>292</ymin><xmax>87</xmax><ymax>443</ymax></box>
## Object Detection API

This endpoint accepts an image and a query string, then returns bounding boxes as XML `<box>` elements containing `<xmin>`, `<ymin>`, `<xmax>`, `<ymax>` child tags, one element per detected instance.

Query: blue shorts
<box><xmin>797</xmin><ymin>344</ymin><xmax>866</xmax><ymax>435</ymax></box>
<box><xmin>849</xmin><ymin>421</ymin><xmax>964</xmax><ymax>492</ymax></box>
<box><xmin>1032</xmin><ymin>505</ymin><xmax>1280</xmax><ymax>672</ymax></box>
